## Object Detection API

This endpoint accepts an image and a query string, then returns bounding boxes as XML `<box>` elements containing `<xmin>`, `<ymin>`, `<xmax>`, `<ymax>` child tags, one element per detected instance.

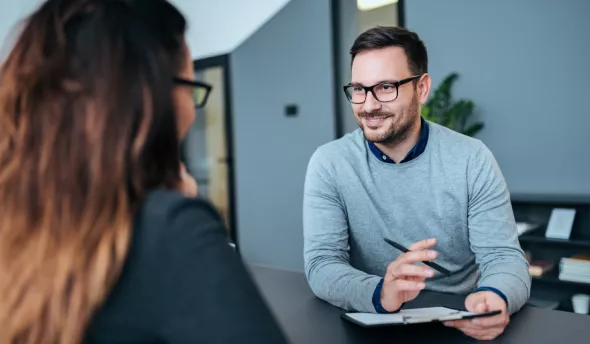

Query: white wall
<box><xmin>0</xmin><ymin>0</ymin><xmax>291</xmax><ymax>60</ymax></box>
<box><xmin>170</xmin><ymin>0</ymin><xmax>291</xmax><ymax>59</ymax></box>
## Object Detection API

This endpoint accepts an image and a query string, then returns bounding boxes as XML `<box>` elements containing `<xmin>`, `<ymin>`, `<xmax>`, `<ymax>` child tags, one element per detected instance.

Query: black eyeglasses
<box><xmin>173</xmin><ymin>77</ymin><xmax>213</xmax><ymax>108</ymax></box>
<box><xmin>343</xmin><ymin>74</ymin><xmax>422</xmax><ymax>104</ymax></box>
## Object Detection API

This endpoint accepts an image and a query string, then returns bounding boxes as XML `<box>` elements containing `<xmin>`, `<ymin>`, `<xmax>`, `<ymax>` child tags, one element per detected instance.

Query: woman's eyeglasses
<box><xmin>173</xmin><ymin>77</ymin><xmax>213</xmax><ymax>108</ymax></box>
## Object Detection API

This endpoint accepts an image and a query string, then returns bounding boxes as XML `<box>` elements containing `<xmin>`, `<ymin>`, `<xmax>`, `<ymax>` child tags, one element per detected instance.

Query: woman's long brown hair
<box><xmin>0</xmin><ymin>0</ymin><xmax>187</xmax><ymax>342</ymax></box>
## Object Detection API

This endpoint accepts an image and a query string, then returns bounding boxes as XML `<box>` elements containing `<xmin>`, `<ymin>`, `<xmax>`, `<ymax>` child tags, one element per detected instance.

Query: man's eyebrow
<box><xmin>350</xmin><ymin>80</ymin><xmax>399</xmax><ymax>87</ymax></box>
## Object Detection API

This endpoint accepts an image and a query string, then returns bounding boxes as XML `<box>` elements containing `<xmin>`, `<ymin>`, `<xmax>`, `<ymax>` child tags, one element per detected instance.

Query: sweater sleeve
<box><xmin>467</xmin><ymin>142</ymin><xmax>531</xmax><ymax>314</ymax></box>
<box><xmin>303</xmin><ymin>148</ymin><xmax>381</xmax><ymax>313</ymax></box>
<box><xmin>153</xmin><ymin>197</ymin><xmax>288</xmax><ymax>343</ymax></box>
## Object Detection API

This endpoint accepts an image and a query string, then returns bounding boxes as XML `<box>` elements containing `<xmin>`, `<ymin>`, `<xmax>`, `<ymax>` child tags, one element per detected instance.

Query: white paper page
<box><xmin>345</xmin><ymin>307</ymin><xmax>471</xmax><ymax>326</ymax></box>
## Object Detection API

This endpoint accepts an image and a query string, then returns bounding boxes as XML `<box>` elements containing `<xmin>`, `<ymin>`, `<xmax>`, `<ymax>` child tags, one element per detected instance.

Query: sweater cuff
<box><xmin>372</xmin><ymin>278</ymin><xmax>402</xmax><ymax>313</ymax></box>
<box><xmin>475</xmin><ymin>286</ymin><xmax>508</xmax><ymax>308</ymax></box>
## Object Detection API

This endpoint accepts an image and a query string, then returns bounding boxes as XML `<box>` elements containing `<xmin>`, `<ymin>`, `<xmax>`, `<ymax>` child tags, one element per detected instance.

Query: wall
<box><xmin>406</xmin><ymin>0</ymin><xmax>590</xmax><ymax>196</ymax></box>
<box><xmin>231</xmin><ymin>0</ymin><xmax>336</xmax><ymax>271</ymax></box>
<box><xmin>170</xmin><ymin>0</ymin><xmax>290</xmax><ymax>59</ymax></box>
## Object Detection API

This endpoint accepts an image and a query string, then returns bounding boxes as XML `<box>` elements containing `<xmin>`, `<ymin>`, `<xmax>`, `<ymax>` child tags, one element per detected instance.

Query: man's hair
<box><xmin>350</xmin><ymin>26</ymin><xmax>428</xmax><ymax>75</ymax></box>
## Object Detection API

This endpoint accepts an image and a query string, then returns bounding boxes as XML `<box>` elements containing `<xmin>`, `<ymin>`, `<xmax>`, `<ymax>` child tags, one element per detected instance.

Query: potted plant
<box><xmin>421</xmin><ymin>72</ymin><xmax>484</xmax><ymax>137</ymax></box>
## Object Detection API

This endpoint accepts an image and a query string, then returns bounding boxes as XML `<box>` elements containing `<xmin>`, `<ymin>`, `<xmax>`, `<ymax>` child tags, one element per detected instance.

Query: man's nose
<box><xmin>362</xmin><ymin>91</ymin><xmax>382</xmax><ymax>113</ymax></box>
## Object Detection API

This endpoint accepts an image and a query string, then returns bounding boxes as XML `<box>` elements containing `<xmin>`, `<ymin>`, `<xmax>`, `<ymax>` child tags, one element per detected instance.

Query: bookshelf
<box><xmin>532</xmin><ymin>268</ymin><xmax>590</xmax><ymax>288</ymax></box>
<box><xmin>519</xmin><ymin>231</ymin><xmax>590</xmax><ymax>249</ymax></box>
<box><xmin>511</xmin><ymin>194</ymin><xmax>590</xmax><ymax>313</ymax></box>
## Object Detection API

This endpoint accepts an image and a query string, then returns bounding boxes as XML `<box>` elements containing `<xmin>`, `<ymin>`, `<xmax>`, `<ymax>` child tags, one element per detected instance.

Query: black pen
<box><xmin>383</xmin><ymin>238</ymin><xmax>452</xmax><ymax>276</ymax></box>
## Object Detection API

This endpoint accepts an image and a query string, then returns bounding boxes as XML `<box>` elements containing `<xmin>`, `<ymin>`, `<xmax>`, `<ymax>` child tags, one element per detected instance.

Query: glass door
<box><xmin>182</xmin><ymin>55</ymin><xmax>236</xmax><ymax>244</ymax></box>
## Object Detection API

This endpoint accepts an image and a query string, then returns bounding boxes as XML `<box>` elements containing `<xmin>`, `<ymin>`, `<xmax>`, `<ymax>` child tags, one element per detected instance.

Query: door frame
<box><xmin>191</xmin><ymin>54</ymin><xmax>238</xmax><ymax>248</ymax></box>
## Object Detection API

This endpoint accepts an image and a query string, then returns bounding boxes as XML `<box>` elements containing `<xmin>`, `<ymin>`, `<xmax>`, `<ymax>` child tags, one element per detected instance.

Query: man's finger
<box><xmin>445</xmin><ymin>316</ymin><xmax>505</xmax><ymax>331</ymax></box>
<box><xmin>444</xmin><ymin>318</ymin><xmax>483</xmax><ymax>330</ymax></box>
<box><xmin>393</xmin><ymin>279</ymin><xmax>426</xmax><ymax>292</ymax></box>
<box><xmin>476</xmin><ymin>302</ymin><xmax>488</xmax><ymax>313</ymax></box>
<box><xmin>408</xmin><ymin>238</ymin><xmax>437</xmax><ymax>251</ymax></box>
<box><xmin>465</xmin><ymin>293</ymin><xmax>486</xmax><ymax>312</ymax></box>
<box><xmin>472</xmin><ymin>312</ymin><xmax>506</xmax><ymax>327</ymax></box>
<box><xmin>461</xmin><ymin>328</ymin><xmax>503</xmax><ymax>341</ymax></box>
<box><xmin>444</xmin><ymin>319</ymin><xmax>472</xmax><ymax>329</ymax></box>
<box><xmin>393</xmin><ymin>264</ymin><xmax>434</xmax><ymax>278</ymax></box>
<box><xmin>399</xmin><ymin>250</ymin><xmax>438</xmax><ymax>264</ymax></box>
<box><xmin>406</xmin><ymin>275</ymin><xmax>426</xmax><ymax>283</ymax></box>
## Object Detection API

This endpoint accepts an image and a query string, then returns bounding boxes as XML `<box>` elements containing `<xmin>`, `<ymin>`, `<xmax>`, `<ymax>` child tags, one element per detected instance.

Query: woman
<box><xmin>0</xmin><ymin>0</ymin><xmax>287</xmax><ymax>343</ymax></box>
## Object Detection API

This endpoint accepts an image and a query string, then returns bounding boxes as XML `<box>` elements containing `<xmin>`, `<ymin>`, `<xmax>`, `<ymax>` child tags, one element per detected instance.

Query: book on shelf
<box><xmin>529</xmin><ymin>260</ymin><xmax>554</xmax><ymax>277</ymax></box>
<box><xmin>559</xmin><ymin>254</ymin><xmax>590</xmax><ymax>284</ymax></box>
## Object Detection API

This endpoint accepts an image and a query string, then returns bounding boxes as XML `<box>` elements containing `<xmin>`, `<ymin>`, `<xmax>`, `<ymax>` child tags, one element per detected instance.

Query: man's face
<box><xmin>350</xmin><ymin>46</ymin><xmax>427</xmax><ymax>145</ymax></box>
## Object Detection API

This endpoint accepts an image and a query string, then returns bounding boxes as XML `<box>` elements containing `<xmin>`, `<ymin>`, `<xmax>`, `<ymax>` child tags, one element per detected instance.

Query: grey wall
<box><xmin>406</xmin><ymin>0</ymin><xmax>590</xmax><ymax>196</ymax></box>
<box><xmin>231</xmin><ymin>0</ymin><xmax>336</xmax><ymax>271</ymax></box>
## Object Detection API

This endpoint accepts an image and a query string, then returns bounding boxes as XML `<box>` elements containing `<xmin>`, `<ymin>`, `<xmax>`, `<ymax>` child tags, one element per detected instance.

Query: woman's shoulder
<box><xmin>133</xmin><ymin>189</ymin><xmax>226</xmax><ymax>247</ymax></box>
<box><xmin>139</xmin><ymin>189</ymin><xmax>222</xmax><ymax>224</ymax></box>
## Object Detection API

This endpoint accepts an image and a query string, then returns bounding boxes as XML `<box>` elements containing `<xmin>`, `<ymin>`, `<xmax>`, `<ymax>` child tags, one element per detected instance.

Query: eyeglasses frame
<box><xmin>173</xmin><ymin>77</ymin><xmax>213</xmax><ymax>108</ymax></box>
<box><xmin>343</xmin><ymin>74</ymin><xmax>423</xmax><ymax>104</ymax></box>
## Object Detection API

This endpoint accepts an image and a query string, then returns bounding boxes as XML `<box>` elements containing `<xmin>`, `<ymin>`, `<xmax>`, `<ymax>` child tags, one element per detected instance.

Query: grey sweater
<box><xmin>303</xmin><ymin>122</ymin><xmax>531</xmax><ymax>315</ymax></box>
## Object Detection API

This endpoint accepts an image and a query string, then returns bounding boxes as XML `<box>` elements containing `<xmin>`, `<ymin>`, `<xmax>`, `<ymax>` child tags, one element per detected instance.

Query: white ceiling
<box><xmin>170</xmin><ymin>0</ymin><xmax>291</xmax><ymax>59</ymax></box>
<box><xmin>0</xmin><ymin>0</ymin><xmax>291</xmax><ymax>60</ymax></box>
<box><xmin>0</xmin><ymin>0</ymin><xmax>41</xmax><ymax>59</ymax></box>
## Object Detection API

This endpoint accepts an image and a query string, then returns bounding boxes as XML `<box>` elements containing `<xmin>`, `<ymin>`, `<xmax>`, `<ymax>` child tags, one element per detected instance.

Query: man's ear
<box><xmin>418</xmin><ymin>73</ymin><xmax>432</xmax><ymax>105</ymax></box>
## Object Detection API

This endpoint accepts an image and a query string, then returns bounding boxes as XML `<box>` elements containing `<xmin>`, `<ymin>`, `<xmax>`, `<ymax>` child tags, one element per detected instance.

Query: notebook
<box><xmin>342</xmin><ymin>307</ymin><xmax>501</xmax><ymax>327</ymax></box>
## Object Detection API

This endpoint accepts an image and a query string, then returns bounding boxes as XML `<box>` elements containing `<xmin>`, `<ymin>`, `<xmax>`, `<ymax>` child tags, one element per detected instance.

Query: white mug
<box><xmin>572</xmin><ymin>294</ymin><xmax>590</xmax><ymax>315</ymax></box>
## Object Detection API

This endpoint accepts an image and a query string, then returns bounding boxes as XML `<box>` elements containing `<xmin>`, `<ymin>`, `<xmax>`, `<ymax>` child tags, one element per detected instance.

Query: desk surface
<box><xmin>249</xmin><ymin>265</ymin><xmax>590</xmax><ymax>344</ymax></box>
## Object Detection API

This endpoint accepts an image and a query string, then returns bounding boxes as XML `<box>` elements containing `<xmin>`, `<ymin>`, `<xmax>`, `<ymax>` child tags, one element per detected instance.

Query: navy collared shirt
<box><xmin>367</xmin><ymin>117</ymin><xmax>429</xmax><ymax>164</ymax></box>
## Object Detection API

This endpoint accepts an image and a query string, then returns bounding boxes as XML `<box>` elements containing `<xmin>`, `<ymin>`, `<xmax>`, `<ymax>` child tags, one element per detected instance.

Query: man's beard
<box><xmin>356</xmin><ymin>98</ymin><xmax>420</xmax><ymax>146</ymax></box>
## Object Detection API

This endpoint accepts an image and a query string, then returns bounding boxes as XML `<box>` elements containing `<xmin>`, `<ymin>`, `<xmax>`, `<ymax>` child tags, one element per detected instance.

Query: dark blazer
<box><xmin>86</xmin><ymin>189</ymin><xmax>287</xmax><ymax>343</ymax></box>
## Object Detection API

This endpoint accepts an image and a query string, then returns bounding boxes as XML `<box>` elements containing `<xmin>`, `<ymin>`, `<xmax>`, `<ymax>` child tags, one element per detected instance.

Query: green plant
<box><xmin>421</xmin><ymin>72</ymin><xmax>484</xmax><ymax>137</ymax></box>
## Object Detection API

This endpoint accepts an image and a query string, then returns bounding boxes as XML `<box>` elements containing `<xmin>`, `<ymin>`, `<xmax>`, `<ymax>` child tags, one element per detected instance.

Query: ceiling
<box><xmin>170</xmin><ymin>0</ymin><xmax>291</xmax><ymax>59</ymax></box>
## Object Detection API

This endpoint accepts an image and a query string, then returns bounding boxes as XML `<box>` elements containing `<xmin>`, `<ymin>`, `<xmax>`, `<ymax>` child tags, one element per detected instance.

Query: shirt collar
<box><xmin>367</xmin><ymin>117</ymin><xmax>429</xmax><ymax>164</ymax></box>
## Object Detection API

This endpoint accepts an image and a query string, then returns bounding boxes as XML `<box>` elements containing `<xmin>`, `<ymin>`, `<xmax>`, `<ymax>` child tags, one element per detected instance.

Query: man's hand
<box><xmin>178</xmin><ymin>163</ymin><xmax>198</xmax><ymax>197</ymax></box>
<box><xmin>444</xmin><ymin>291</ymin><xmax>509</xmax><ymax>340</ymax></box>
<box><xmin>380</xmin><ymin>238</ymin><xmax>438</xmax><ymax>312</ymax></box>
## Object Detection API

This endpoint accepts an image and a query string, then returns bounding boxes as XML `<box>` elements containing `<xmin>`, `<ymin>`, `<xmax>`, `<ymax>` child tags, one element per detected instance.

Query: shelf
<box><xmin>532</xmin><ymin>269</ymin><xmax>590</xmax><ymax>288</ymax></box>
<box><xmin>511</xmin><ymin>193</ymin><xmax>590</xmax><ymax>204</ymax></box>
<box><xmin>519</xmin><ymin>231</ymin><xmax>590</xmax><ymax>249</ymax></box>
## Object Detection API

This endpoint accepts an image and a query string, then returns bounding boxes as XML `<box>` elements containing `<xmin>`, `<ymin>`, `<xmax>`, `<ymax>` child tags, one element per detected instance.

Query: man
<box><xmin>303</xmin><ymin>26</ymin><xmax>531</xmax><ymax>340</ymax></box>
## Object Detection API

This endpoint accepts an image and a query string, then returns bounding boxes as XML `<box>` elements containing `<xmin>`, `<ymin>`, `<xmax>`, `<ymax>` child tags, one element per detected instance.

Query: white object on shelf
<box><xmin>559</xmin><ymin>272</ymin><xmax>590</xmax><ymax>284</ymax></box>
<box><xmin>545</xmin><ymin>208</ymin><xmax>576</xmax><ymax>239</ymax></box>
<box><xmin>516</xmin><ymin>222</ymin><xmax>539</xmax><ymax>236</ymax></box>
<box><xmin>559</xmin><ymin>255</ymin><xmax>590</xmax><ymax>284</ymax></box>
<box><xmin>572</xmin><ymin>294</ymin><xmax>590</xmax><ymax>314</ymax></box>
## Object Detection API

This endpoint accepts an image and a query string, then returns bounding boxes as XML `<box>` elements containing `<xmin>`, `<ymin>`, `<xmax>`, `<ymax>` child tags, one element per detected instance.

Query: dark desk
<box><xmin>249</xmin><ymin>265</ymin><xmax>590</xmax><ymax>344</ymax></box>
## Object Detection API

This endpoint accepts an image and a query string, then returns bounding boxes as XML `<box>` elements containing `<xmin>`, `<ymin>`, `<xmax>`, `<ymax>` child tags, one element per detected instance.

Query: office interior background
<box><xmin>1</xmin><ymin>0</ymin><xmax>589</xmax><ymax>314</ymax></box>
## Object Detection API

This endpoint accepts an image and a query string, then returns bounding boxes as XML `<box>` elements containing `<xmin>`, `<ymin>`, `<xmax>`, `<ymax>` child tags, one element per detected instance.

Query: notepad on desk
<box><xmin>342</xmin><ymin>307</ymin><xmax>501</xmax><ymax>327</ymax></box>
